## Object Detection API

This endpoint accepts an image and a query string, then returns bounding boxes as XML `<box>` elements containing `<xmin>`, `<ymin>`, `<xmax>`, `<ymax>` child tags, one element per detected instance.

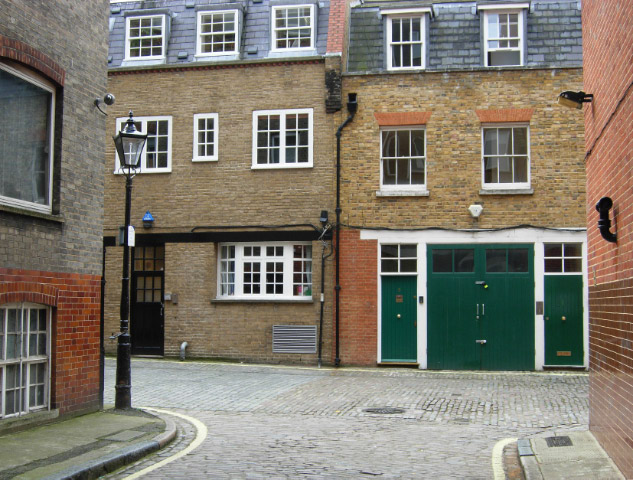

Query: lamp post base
<box><xmin>114</xmin><ymin>332</ymin><xmax>132</xmax><ymax>409</ymax></box>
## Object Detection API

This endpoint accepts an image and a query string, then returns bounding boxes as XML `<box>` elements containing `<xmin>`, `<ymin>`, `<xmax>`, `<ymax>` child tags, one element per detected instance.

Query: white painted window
<box><xmin>193</xmin><ymin>113</ymin><xmax>219</xmax><ymax>162</ymax></box>
<box><xmin>115</xmin><ymin>116</ymin><xmax>172</xmax><ymax>173</ymax></box>
<box><xmin>0</xmin><ymin>304</ymin><xmax>50</xmax><ymax>418</ymax></box>
<box><xmin>197</xmin><ymin>10</ymin><xmax>239</xmax><ymax>56</ymax></box>
<box><xmin>218</xmin><ymin>243</ymin><xmax>313</xmax><ymax>300</ymax></box>
<box><xmin>252</xmin><ymin>109</ymin><xmax>313</xmax><ymax>168</ymax></box>
<box><xmin>380</xmin><ymin>128</ymin><xmax>426</xmax><ymax>191</ymax></box>
<box><xmin>271</xmin><ymin>5</ymin><xmax>315</xmax><ymax>51</ymax></box>
<box><xmin>380</xmin><ymin>244</ymin><xmax>417</xmax><ymax>273</ymax></box>
<box><xmin>482</xmin><ymin>125</ymin><xmax>529</xmax><ymax>189</ymax></box>
<box><xmin>0</xmin><ymin>61</ymin><xmax>55</xmax><ymax>214</ymax></box>
<box><xmin>480</xmin><ymin>6</ymin><xmax>526</xmax><ymax>66</ymax></box>
<box><xmin>544</xmin><ymin>243</ymin><xmax>582</xmax><ymax>273</ymax></box>
<box><xmin>386</xmin><ymin>16</ymin><xmax>426</xmax><ymax>70</ymax></box>
<box><xmin>125</xmin><ymin>15</ymin><xmax>166</xmax><ymax>60</ymax></box>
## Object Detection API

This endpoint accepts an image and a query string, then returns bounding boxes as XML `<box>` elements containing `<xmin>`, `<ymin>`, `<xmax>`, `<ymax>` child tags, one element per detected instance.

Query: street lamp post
<box><xmin>112</xmin><ymin>111</ymin><xmax>147</xmax><ymax>409</ymax></box>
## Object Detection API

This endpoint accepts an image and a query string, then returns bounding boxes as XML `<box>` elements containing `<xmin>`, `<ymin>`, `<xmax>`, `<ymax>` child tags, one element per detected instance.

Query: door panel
<box><xmin>381</xmin><ymin>276</ymin><xmax>417</xmax><ymax>362</ymax></box>
<box><xmin>544</xmin><ymin>275</ymin><xmax>583</xmax><ymax>365</ymax></box>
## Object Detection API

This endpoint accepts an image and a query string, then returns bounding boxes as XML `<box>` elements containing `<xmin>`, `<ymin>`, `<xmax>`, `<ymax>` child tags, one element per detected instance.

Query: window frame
<box><xmin>544</xmin><ymin>243</ymin><xmax>583</xmax><ymax>274</ymax></box>
<box><xmin>217</xmin><ymin>242</ymin><xmax>313</xmax><ymax>301</ymax></box>
<box><xmin>379</xmin><ymin>127</ymin><xmax>427</xmax><ymax>192</ymax></box>
<box><xmin>196</xmin><ymin>10</ymin><xmax>240</xmax><ymax>57</ymax></box>
<box><xmin>114</xmin><ymin>115</ymin><xmax>173</xmax><ymax>174</ymax></box>
<box><xmin>0</xmin><ymin>61</ymin><xmax>56</xmax><ymax>214</ymax></box>
<box><xmin>270</xmin><ymin>5</ymin><xmax>316</xmax><ymax>52</ymax></box>
<box><xmin>192</xmin><ymin>113</ymin><xmax>219</xmax><ymax>162</ymax></box>
<box><xmin>481</xmin><ymin>8</ymin><xmax>525</xmax><ymax>67</ymax></box>
<box><xmin>385</xmin><ymin>14</ymin><xmax>427</xmax><ymax>70</ymax></box>
<box><xmin>124</xmin><ymin>14</ymin><xmax>167</xmax><ymax>61</ymax></box>
<box><xmin>252</xmin><ymin>108</ymin><xmax>314</xmax><ymax>169</ymax></box>
<box><xmin>380</xmin><ymin>244</ymin><xmax>418</xmax><ymax>275</ymax></box>
<box><xmin>0</xmin><ymin>303</ymin><xmax>51</xmax><ymax>419</ymax></box>
<box><xmin>481</xmin><ymin>123</ymin><xmax>530</xmax><ymax>190</ymax></box>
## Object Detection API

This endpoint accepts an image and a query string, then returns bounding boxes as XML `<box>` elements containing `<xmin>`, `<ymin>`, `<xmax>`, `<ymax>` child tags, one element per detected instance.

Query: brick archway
<box><xmin>0</xmin><ymin>282</ymin><xmax>59</xmax><ymax>307</ymax></box>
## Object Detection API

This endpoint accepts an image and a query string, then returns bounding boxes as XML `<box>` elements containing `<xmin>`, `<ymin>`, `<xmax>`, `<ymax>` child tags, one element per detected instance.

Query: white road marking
<box><xmin>492</xmin><ymin>437</ymin><xmax>517</xmax><ymax>480</ymax></box>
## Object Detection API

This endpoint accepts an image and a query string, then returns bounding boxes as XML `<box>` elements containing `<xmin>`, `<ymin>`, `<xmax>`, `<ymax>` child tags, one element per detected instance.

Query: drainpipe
<box><xmin>100</xmin><ymin>244</ymin><xmax>106</xmax><ymax>409</ymax></box>
<box><xmin>318</xmin><ymin>221</ymin><xmax>333</xmax><ymax>368</ymax></box>
<box><xmin>334</xmin><ymin>93</ymin><xmax>358</xmax><ymax>367</ymax></box>
<box><xmin>180</xmin><ymin>341</ymin><xmax>188</xmax><ymax>361</ymax></box>
<box><xmin>596</xmin><ymin>197</ymin><xmax>617</xmax><ymax>243</ymax></box>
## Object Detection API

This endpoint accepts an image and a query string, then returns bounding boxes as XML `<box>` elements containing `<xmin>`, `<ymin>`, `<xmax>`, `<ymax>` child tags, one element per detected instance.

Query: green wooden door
<box><xmin>427</xmin><ymin>245</ymin><xmax>534</xmax><ymax>370</ymax></box>
<box><xmin>544</xmin><ymin>275</ymin><xmax>584</xmax><ymax>365</ymax></box>
<box><xmin>381</xmin><ymin>276</ymin><xmax>417</xmax><ymax>362</ymax></box>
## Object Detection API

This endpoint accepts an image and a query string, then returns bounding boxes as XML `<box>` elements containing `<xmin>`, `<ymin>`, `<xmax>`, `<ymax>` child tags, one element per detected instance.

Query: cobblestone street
<box><xmin>104</xmin><ymin>359</ymin><xmax>588</xmax><ymax>479</ymax></box>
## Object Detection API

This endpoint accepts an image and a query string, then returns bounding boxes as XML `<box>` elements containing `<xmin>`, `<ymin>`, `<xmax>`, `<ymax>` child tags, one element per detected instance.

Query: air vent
<box><xmin>272</xmin><ymin>325</ymin><xmax>317</xmax><ymax>353</ymax></box>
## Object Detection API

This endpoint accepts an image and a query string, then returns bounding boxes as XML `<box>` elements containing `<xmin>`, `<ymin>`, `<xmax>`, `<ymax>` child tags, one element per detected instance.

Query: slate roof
<box><xmin>108</xmin><ymin>0</ymin><xmax>330</xmax><ymax>69</ymax></box>
<box><xmin>347</xmin><ymin>0</ymin><xmax>582</xmax><ymax>73</ymax></box>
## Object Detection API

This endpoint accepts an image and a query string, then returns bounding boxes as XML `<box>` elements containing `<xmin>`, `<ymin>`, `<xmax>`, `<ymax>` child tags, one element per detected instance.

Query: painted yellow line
<box><xmin>492</xmin><ymin>437</ymin><xmax>517</xmax><ymax>480</ymax></box>
<box><xmin>122</xmin><ymin>407</ymin><xmax>208</xmax><ymax>480</ymax></box>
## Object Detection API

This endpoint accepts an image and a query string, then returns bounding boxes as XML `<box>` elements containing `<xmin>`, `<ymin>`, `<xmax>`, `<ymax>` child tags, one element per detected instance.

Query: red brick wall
<box><xmin>0</xmin><ymin>268</ymin><xmax>101</xmax><ymax>416</ymax></box>
<box><xmin>337</xmin><ymin>229</ymin><xmax>378</xmax><ymax>365</ymax></box>
<box><xmin>583</xmin><ymin>1</ymin><xmax>633</xmax><ymax>476</ymax></box>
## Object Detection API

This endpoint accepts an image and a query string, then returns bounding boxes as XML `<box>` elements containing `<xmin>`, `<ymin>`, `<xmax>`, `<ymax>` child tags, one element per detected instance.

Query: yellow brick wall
<box><xmin>339</xmin><ymin>68</ymin><xmax>585</xmax><ymax>229</ymax></box>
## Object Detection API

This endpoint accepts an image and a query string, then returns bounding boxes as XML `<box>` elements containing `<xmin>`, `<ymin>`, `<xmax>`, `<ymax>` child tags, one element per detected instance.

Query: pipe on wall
<box><xmin>596</xmin><ymin>197</ymin><xmax>617</xmax><ymax>243</ymax></box>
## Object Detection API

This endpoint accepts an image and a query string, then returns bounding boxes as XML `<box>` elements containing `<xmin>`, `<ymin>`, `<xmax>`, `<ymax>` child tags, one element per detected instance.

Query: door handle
<box><xmin>476</xmin><ymin>339</ymin><xmax>487</xmax><ymax>344</ymax></box>
<box><xmin>482</xmin><ymin>304</ymin><xmax>485</xmax><ymax>315</ymax></box>
<box><xmin>396</xmin><ymin>314</ymin><xmax>401</xmax><ymax>319</ymax></box>
<box><xmin>561</xmin><ymin>316</ymin><xmax>566</xmax><ymax>321</ymax></box>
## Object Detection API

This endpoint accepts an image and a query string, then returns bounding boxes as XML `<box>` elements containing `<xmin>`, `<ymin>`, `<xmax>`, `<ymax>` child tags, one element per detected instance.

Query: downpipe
<box><xmin>180</xmin><ymin>341</ymin><xmax>189</xmax><ymax>361</ymax></box>
<box><xmin>596</xmin><ymin>197</ymin><xmax>617</xmax><ymax>243</ymax></box>
<box><xmin>335</xmin><ymin>93</ymin><xmax>358</xmax><ymax>367</ymax></box>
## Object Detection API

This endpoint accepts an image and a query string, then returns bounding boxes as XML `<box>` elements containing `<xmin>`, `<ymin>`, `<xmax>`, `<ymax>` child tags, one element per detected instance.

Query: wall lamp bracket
<box><xmin>557</xmin><ymin>91</ymin><xmax>593</xmax><ymax>109</ymax></box>
<box><xmin>596</xmin><ymin>196</ymin><xmax>617</xmax><ymax>243</ymax></box>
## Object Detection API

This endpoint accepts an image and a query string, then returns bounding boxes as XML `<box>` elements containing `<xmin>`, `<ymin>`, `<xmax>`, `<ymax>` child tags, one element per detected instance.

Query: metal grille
<box><xmin>272</xmin><ymin>325</ymin><xmax>317</xmax><ymax>353</ymax></box>
<box><xmin>545</xmin><ymin>436</ymin><xmax>573</xmax><ymax>448</ymax></box>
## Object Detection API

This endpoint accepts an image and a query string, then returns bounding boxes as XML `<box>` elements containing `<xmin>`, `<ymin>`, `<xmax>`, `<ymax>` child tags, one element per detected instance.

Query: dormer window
<box><xmin>478</xmin><ymin>3</ymin><xmax>528</xmax><ymax>67</ymax></box>
<box><xmin>271</xmin><ymin>5</ymin><xmax>315</xmax><ymax>51</ymax></box>
<box><xmin>197</xmin><ymin>10</ymin><xmax>239</xmax><ymax>56</ymax></box>
<box><xmin>125</xmin><ymin>15</ymin><xmax>166</xmax><ymax>60</ymax></box>
<box><xmin>382</xmin><ymin>8</ymin><xmax>431</xmax><ymax>71</ymax></box>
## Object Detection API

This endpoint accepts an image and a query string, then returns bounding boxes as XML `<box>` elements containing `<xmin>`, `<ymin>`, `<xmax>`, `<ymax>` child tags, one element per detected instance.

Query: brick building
<box><xmin>335</xmin><ymin>0</ymin><xmax>587</xmax><ymax>369</ymax></box>
<box><xmin>103</xmin><ymin>0</ymin><xmax>339</xmax><ymax>364</ymax></box>
<box><xmin>582</xmin><ymin>0</ymin><xmax>633</xmax><ymax>476</ymax></box>
<box><xmin>0</xmin><ymin>1</ymin><xmax>109</xmax><ymax>424</ymax></box>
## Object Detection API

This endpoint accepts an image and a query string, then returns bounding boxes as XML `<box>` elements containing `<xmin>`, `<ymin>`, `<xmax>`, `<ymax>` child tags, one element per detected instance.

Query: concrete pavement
<box><xmin>0</xmin><ymin>358</ymin><xmax>625</xmax><ymax>479</ymax></box>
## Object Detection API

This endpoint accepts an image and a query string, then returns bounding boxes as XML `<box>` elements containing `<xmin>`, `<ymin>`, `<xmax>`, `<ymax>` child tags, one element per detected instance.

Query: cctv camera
<box><xmin>103</xmin><ymin>93</ymin><xmax>115</xmax><ymax>106</ymax></box>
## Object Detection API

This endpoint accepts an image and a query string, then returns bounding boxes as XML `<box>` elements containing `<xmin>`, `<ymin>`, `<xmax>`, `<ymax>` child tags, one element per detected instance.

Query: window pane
<box><xmin>396</xmin><ymin>158</ymin><xmax>410</xmax><ymax>184</ymax></box>
<box><xmin>432</xmin><ymin>250</ymin><xmax>452</xmax><ymax>273</ymax></box>
<box><xmin>514</xmin><ymin>128</ymin><xmax>527</xmax><ymax>154</ymax></box>
<box><xmin>400</xmin><ymin>259</ymin><xmax>416</xmax><ymax>272</ymax></box>
<box><xmin>497</xmin><ymin>128</ymin><xmax>512</xmax><ymax>155</ymax></box>
<box><xmin>486</xmin><ymin>249</ymin><xmax>506</xmax><ymax>273</ymax></box>
<box><xmin>508</xmin><ymin>249</ymin><xmax>529</xmax><ymax>272</ymax></box>
<box><xmin>0</xmin><ymin>67</ymin><xmax>53</xmax><ymax>206</ymax></box>
<box><xmin>381</xmin><ymin>245</ymin><xmax>398</xmax><ymax>258</ymax></box>
<box><xmin>381</xmin><ymin>259</ymin><xmax>398</xmax><ymax>273</ymax></box>
<box><xmin>400</xmin><ymin>244</ymin><xmax>416</xmax><ymax>258</ymax></box>
<box><xmin>484</xmin><ymin>157</ymin><xmax>498</xmax><ymax>184</ymax></box>
<box><xmin>382</xmin><ymin>131</ymin><xmax>396</xmax><ymax>157</ymax></box>
<box><xmin>564</xmin><ymin>243</ymin><xmax>582</xmax><ymax>257</ymax></box>
<box><xmin>383</xmin><ymin>159</ymin><xmax>396</xmax><ymax>185</ymax></box>
<box><xmin>545</xmin><ymin>258</ymin><xmax>562</xmax><ymax>273</ymax></box>
<box><xmin>564</xmin><ymin>258</ymin><xmax>582</xmax><ymax>273</ymax></box>
<box><xmin>454</xmin><ymin>249</ymin><xmax>475</xmax><ymax>272</ymax></box>
<box><xmin>396</xmin><ymin>130</ymin><xmax>409</xmax><ymax>157</ymax></box>
<box><xmin>514</xmin><ymin>156</ymin><xmax>528</xmax><ymax>182</ymax></box>
<box><xmin>483</xmin><ymin>129</ymin><xmax>497</xmax><ymax>155</ymax></box>
<box><xmin>544</xmin><ymin>243</ymin><xmax>562</xmax><ymax>257</ymax></box>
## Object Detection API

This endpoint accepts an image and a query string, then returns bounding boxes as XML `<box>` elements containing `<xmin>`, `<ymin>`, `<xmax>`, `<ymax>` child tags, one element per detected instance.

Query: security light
<box><xmin>557</xmin><ymin>91</ymin><xmax>593</xmax><ymax>109</ymax></box>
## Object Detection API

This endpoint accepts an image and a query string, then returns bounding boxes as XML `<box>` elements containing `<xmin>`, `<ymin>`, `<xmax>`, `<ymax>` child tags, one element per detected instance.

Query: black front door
<box><xmin>131</xmin><ymin>245</ymin><xmax>165</xmax><ymax>356</ymax></box>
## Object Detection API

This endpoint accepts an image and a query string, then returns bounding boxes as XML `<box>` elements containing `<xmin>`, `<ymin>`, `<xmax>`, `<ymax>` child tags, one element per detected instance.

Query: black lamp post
<box><xmin>112</xmin><ymin>111</ymin><xmax>147</xmax><ymax>409</ymax></box>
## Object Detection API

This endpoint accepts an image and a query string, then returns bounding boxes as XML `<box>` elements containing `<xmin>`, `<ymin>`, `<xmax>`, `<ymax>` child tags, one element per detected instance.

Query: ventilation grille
<box><xmin>272</xmin><ymin>325</ymin><xmax>317</xmax><ymax>354</ymax></box>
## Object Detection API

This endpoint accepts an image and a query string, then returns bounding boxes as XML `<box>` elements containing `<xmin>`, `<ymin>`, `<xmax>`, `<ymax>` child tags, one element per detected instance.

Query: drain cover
<box><xmin>545</xmin><ymin>436</ymin><xmax>573</xmax><ymax>447</ymax></box>
<box><xmin>363</xmin><ymin>407</ymin><xmax>405</xmax><ymax>414</ymax></box>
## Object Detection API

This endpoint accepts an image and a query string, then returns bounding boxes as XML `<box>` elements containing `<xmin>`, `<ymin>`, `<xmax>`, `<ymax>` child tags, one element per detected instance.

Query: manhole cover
<box><xmin>545</xmin><ymin>436</ymin><xmax>573</xmax><ymax>447</ymax></box>
<box><xmin>363</xmin><ymin>407</ymin><xmax>406</xmax><ymax>415</ymax></box>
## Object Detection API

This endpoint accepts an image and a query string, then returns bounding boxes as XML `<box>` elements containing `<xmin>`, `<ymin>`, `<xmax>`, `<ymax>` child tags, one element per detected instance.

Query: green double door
<box><xmin>427</xmin><ymin>244</ymin><xmax>534</xmax><ymax>370</ymax></box>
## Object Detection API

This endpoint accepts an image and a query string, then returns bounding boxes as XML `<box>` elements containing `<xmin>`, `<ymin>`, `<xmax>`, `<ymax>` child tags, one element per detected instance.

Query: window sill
<box><xmin>479</xmin><ymin>188</ymin><xmax>533</xmax><ymax>195</ymax></box>
<box><xmin>376</xmin><ymin>190</ymin><xmax>429</xmax><ymax>197</ymax></box>
<box><xmin>212</xmin><ymin>297</ymin><xmax>314</xmax><ymax>304</ymax></box>
<box><xmin>120</xmin><ymin>58</ymin><xmax>167</xmax><ymax>67</ymax></box>
<box><xmin>251</xmin><ymin>164</ymin><xmax>313</xmax><ymax>170</ymax></box>
<box><xmin>0</xmin><ymin>204</ymin><xmax>64</xmax><ymax>223</ymax></box>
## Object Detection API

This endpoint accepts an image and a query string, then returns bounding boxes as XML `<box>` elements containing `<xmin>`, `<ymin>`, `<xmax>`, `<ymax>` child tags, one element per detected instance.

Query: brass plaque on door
<box><xmin>395</xmin><ymin>295</ymin><xmax>403</xmax><ymax>303</ymax></box>
<box><xmin>557</xmin><ymin>351</ymin><xmax>572</xmax><ymax>357</ymax></box>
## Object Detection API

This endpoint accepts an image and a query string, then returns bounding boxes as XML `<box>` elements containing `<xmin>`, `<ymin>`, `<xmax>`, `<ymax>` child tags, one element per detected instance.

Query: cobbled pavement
<box><xmin>103</xmin><ymin>359</ymin><xmax>588</xmax><ymax>479</ymax></box>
